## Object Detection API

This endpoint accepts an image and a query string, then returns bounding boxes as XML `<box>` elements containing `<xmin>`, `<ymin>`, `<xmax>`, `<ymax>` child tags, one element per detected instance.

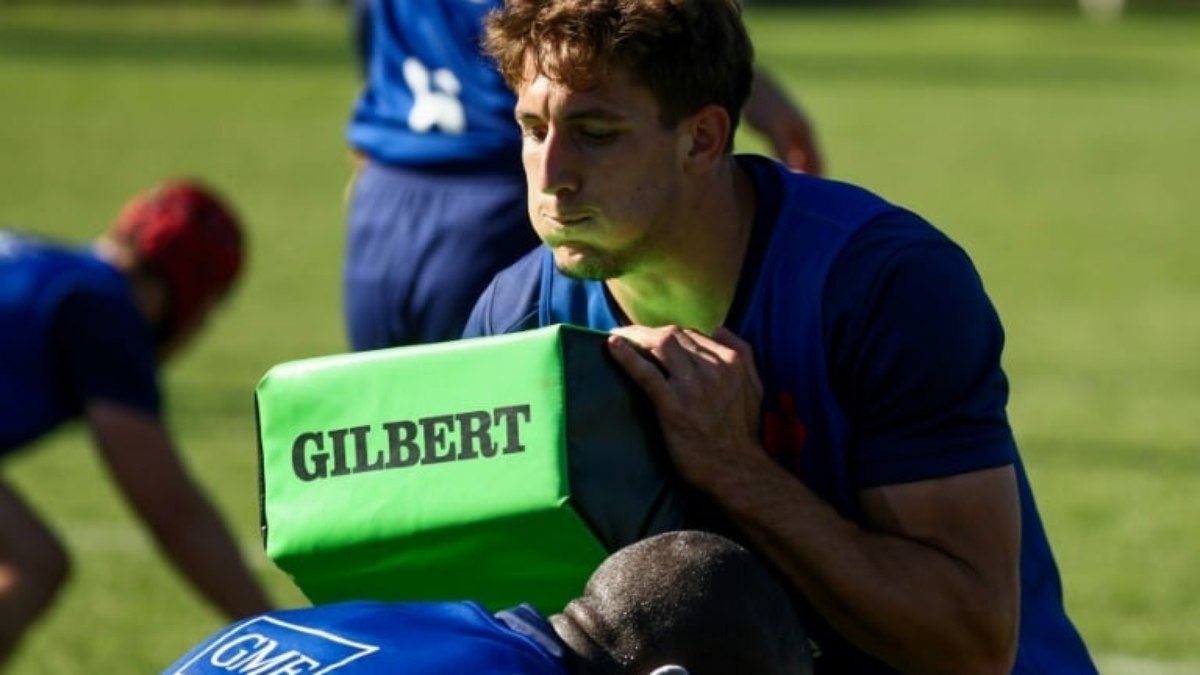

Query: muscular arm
<box><xmin>713</xmin><ymin>446</ymin><xmax>1019</xmax><ymax>675</ymax></box>
<box><xmin>607</xmin><ymin>327</ymin><xmax>1019</xmax><ymax>674</ymax></box>
<box><xmin>85</xmin><ymin>401</ymin><xmax>272</xmax><ymax>620</ymax></box>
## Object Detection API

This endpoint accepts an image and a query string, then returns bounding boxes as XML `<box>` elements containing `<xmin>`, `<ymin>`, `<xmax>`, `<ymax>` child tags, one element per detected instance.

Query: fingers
<box><xmin>709</xmin><ymin>327</ymin><xmax>762</xmax><ymax>398</ymax></box>
<box><xmin>609</xmin><ymin>325</ymin><xmax>751</xmax><ymax>380</ymax></box>
<box><xmin>606</xmin><ymin>333</ymin><xmax>675</xmax><ymax>402</ymax></box>
<box><xmin>669</xmin><ymin>329</ymin><xmax>717</xmax><ymax>372</ymax></box>
<box><xmin>607</xmin><ymin>325</ymin><xmax>767</xmax><ymax>486</ymax></box>
<box><xmin>612</xmin><ymin>326</ymin><xmax>704</xmax><ymax>374</ymax></box>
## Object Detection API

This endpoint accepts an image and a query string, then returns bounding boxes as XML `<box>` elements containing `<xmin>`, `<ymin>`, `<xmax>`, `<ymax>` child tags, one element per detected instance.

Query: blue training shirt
<box><xmin>0</xmin><ymin>231</ymin><xmax>160</xmax><ymax>457</ymax></box>
<box><xmin>161</xmin><ymin>600</ymin><xmax>568</xmax><ymax>675</ymax></box>
<box><xmin>462</xmin><ymin>155</ymin><xmax>1098</xmax><ymax>674</ymax></box>
<box><xmin>347</xmin><ymin>0</ymin><xmax>521</xmax><ymax>168</ymax></box>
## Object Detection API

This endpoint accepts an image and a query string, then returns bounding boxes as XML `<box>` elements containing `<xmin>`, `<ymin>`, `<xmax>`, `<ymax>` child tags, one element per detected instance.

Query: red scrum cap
<box><xmin>111</xmin><ymin>179</ymin><xmax>245</xmax><ymax>334</ymax></box>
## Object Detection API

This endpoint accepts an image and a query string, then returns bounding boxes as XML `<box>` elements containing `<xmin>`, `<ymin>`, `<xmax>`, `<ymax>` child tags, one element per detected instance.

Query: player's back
<box><xmin>348</xmin><ymin>0</ymin><xmax>520</xmax><ymax>167</ymax></box>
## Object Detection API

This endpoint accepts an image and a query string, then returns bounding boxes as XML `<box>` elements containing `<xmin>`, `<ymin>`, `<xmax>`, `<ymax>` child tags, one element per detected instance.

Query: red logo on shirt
<box><xmin>762</xmin><ymin>392</ymin><xmax>806</xmax><ymax>467</ymax></box>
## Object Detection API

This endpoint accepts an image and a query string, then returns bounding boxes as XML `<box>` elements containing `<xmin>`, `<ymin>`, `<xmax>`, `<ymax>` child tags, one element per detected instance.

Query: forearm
<box><xmin>706</xmin><ymin>455</ymin><xmax>1017</xmax><ymax>675</ymax></box>
<box><xmin>601</xmin><ymin>327</ymin><xmax>1016</xmax><ymax>672</ymax></box>
<box><xmin>144</xmin><ymin>486</ymin><xmax>273</xmax><ymax>620</ymax></box>
<box><xmin>85</xmin><ymin>403</ymin><xmax>274</xmax><ymax>619</ymax></box>
<box><xmin>743</xmin><ymin>67</ymin><xmax>823</xmax><ymax>175</ymax></box>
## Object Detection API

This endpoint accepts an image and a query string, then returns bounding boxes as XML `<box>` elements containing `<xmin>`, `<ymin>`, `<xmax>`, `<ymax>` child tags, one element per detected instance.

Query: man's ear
<box><xmin>549</xmin><ymin>608</ymin><xmax>622</xmax><ymax>675</ymax></box>
<box><xmin>678</xmin><ymin>104</ymin><xmax>732</xmax><ymax>175</ymax></box>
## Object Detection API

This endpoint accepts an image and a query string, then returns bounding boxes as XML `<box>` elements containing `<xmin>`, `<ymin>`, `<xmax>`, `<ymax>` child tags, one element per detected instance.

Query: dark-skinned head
<box><xmin>552</xmin><ymin>530</ymin><xmax>810</xmax><ymax>675</ymax></box>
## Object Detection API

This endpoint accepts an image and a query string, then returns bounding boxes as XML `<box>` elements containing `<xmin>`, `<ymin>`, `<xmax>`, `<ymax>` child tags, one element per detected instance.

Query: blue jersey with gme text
<box><xmin>463</xmin><ymin>156</ymin><xmax>1098</xmax><ymax>674</ymax></box>
<box><xmin>162</xmin><ymin>601</ymin><xmax>568</xmax><ymax>675</ymax></box>
<box><xmin>348</xmin><ymin>0</ymin><xmax>518</xmax><ymax>168</ymax></box>
<box><xmin>0</xmin><ymin>231</ymin><xmax>160</xmax><ymax>458</ymax></box>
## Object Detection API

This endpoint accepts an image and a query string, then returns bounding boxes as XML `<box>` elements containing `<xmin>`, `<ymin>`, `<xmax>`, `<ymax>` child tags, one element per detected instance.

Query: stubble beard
<box><xmin>552</xmin><ymin>243</ymin><xmax>632</xmax><ymax>281</ymax></box>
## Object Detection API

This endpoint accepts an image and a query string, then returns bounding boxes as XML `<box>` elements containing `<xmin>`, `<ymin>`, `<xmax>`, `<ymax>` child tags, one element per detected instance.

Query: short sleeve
<box><xmin>824</xmin><ymin>215</ymin><xmax>1016</xmax><ymax>487</ymax></box>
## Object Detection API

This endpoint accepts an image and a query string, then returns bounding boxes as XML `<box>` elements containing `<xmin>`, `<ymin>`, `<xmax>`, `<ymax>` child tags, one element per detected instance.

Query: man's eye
<box><xmin>522</xmin><ymin>126</ymin><xmax>548</xmax><ymax>142</ymax></box>
<box><xmin>579</xmin><ymin>127</ymin><xmax>617</xmax><ymax>143</ymax></box>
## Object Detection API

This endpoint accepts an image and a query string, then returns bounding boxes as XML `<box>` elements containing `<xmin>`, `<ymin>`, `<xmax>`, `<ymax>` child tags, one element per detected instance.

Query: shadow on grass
<box><xmin>0</xmin><ymin>25</ymin><xmax>350</xmax><ymax>69</ymax></box>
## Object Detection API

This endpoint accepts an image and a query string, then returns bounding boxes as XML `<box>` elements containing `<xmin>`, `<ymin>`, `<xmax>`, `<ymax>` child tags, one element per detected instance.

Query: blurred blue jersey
<box><xmin>0</xmin><ymin>231</ymin><xmax>159</xmax><ymax>457</ymax></box>
<box><xmin>342</xmin><ymin>0</ymin><xmax>537</xmax><ymax>349</ymax></box>
<box><xmin>348</xmin><ymin>0</ymin><xmax>519</xmax><ymax>168</ymax></box>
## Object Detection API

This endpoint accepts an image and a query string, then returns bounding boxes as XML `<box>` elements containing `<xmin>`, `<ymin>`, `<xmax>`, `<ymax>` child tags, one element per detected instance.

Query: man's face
<box><xmin>514</xmin><ymin>65</ymin><xmax>688</xmax><ymax>281</ymax></box>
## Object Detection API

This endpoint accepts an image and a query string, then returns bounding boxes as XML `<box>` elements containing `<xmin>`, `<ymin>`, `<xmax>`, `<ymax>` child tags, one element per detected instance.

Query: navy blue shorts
<box><xmin>343</xmin><ymin>160</ymin><xmax>538</xmax><ymax>349</ymax></box>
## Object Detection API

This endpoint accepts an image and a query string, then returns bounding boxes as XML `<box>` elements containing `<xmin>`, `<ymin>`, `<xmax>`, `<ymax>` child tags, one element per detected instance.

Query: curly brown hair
<box><xmin>483</xmin><ymin>0</ymin><xmax>754</xmax><ymax>148</ymax></box>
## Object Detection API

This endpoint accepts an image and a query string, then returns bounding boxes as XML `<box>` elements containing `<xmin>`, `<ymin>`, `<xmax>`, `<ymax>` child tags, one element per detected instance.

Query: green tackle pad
<box><xmin>255</xmin><ymin>324</ymin><xmax>698</xmax><ymax>614</ymax></box>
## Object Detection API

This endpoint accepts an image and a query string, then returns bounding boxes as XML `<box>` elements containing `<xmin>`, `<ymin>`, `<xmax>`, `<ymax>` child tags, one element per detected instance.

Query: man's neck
<box><xmin>606</xmin><ymin>160</ymin><xmax>756</xmax><ymax>333</ymax></box>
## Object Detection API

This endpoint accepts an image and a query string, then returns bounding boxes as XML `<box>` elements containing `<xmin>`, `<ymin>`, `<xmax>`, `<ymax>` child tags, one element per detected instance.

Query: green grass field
<box><xmin>1</xmin><ymin>3</ymin><xmax>1197</xmax><ymax>673</ymax></box>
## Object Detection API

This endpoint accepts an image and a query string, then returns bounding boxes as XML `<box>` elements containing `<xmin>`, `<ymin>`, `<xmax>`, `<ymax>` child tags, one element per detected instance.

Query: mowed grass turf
<box><xmin>1</xmin><ymin>3</ymin><xmax>1197</xmax><ymax>673</ymax></box>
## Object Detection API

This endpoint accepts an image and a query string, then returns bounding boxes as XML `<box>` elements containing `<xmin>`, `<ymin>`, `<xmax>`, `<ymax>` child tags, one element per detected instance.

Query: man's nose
<box><xmin>537</xmin><ymin>128</ymin><xmax>581</xmax><ymax>197</ymax></box>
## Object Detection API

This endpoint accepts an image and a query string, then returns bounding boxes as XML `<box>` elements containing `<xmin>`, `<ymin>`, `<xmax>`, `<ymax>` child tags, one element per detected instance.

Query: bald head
<box><xmin>552</xmin><ymin>531</ymin><xmax>809</xmax><ymax>675</ymax></box>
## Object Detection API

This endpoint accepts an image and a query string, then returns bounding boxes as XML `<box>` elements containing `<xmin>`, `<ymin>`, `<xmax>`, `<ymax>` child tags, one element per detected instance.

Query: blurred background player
<box><xmin>162</xmin><ymin>530</ymin><xmax>811</xmax><ymax>675</ymax></box>
<box><xmin>343</xmin><ymin>0</ymin><xmax>824</xmax><ymax>350</ymax></box>
<box><xmin>0</xmin><ymin>180</ymin><xmax>274</xmax><ymax>668</ymax></box>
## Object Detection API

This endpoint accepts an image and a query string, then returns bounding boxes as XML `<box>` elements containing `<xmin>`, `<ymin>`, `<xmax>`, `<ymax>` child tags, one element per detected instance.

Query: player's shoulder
<box><xmin>2</xmin><ymin>234</ymin><xmax>129</xmax><ymax>311</ymax></box>
<box><xmin>464</xmin><ymin>247</ymin><xmax>546</xmax><ymax>337</ymax></box>
<box><xmin>823</xmin><ymin>201</ymin><xmax>991</xmax><ymax>340</ymax></box>
<box><xmin>0</xmin><ymin>229</ymin><xmax>71</xmax><ymax>264</ymax></box>
<box><xmin>493</xmin><ymin>245</ymin><xmax>545</xmax><ymax>284</ymax></box>
<box><xmin>847</xmin><ymin>208</ymin><xmax>961</xmax><ymax>260</ymax></box>
<box><xmin>829</xmin><ymin>207</ymin><xmax>981</xmax><ymax>301</ymax></box>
